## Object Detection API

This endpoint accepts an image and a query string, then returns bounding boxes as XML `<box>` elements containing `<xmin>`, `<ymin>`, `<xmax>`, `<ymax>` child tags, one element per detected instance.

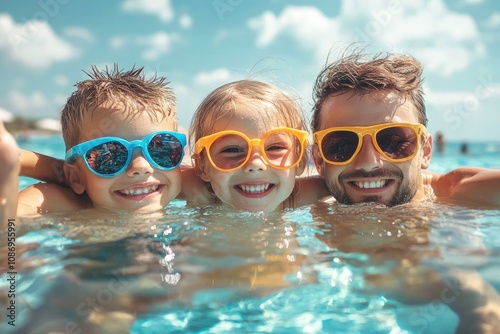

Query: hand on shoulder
<box><xmin>430</xmin><ymin>167</ymin><xmax>500</xmax><ymax>207</ymax></box>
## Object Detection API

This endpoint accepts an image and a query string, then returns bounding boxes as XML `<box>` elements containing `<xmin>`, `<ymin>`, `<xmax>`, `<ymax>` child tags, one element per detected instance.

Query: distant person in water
<box><xmin>436</xmin><ymin>131</ymin><xmax>445</xmax><ymax>153</ymax></box>
<box><xmin>460</xmin><ymin>142</ymin><xmax>469</xmax><ymax>155</ymax></box>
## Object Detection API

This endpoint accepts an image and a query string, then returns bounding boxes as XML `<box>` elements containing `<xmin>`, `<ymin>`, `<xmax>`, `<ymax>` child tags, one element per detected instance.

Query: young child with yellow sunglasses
<box><xmin>183</xmin><ymin>79</ymin><xmax>329</xmax><ymax>212</ymax></box>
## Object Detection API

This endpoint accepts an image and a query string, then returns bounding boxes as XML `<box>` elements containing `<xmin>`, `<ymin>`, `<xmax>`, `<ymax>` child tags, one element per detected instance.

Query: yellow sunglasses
<box><xmin>314</xmin><ymin>123</ymin><xmax>427</xmax><ymax>165</ymax></box>
<box><xmin>195</xmin><ymin>127</ymin><xmax>309</xmax><ymax>172</ymax></box>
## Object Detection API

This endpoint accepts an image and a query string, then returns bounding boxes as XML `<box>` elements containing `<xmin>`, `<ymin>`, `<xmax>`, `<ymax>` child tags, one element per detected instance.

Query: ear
<box><xmin>64</xmin><ymin>163</ymin><xmax>86</xmax><ymax>194</ymax></box>
<box><xmin>420</xmin><ymin>134</ymin><xmax>433</xmax><ymax>170</ymax></box>
<box><xmin>192</xmin><ymin>154</ymin><xmax>210</xmax><ymax>182</ymax></box>
<box><xmin>296</xmin><ymin>157</ymin><xmax>307</xmax><ymax>177</ymax></box>
<box><xmin>312</xmin><ymin>145</ymin><xmax>325</xmax><ymax>176</ymax></box>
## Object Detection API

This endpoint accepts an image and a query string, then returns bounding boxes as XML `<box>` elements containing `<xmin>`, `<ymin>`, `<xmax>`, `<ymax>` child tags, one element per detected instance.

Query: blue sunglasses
<box><xmin>65</xmin><ymin>131</ymin><xmax>187</xmax><ymax>178</ymax></box>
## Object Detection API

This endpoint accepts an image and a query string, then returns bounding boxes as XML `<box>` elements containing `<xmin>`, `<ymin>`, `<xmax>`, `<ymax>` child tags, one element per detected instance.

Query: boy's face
<box><xmin>312</xmin><ymin>91</ymin><xmax>432</xmax><ymax>206</ymax></box>
<box><xmin>197</xmin><ymin>102</ymin><xmax>302</xmax><ymax>212</ymax></box>
<box><xmin>67</xmin><ymin>103</ymin><xmax>182</xmax><ymax>213</ymax></box>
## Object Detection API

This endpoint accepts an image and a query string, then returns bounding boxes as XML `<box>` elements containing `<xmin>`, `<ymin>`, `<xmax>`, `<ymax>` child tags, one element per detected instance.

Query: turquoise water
<box><xmin>2</xmin><ymin>134</ymin><xmax>500</xmax><ymax>333</ymax></box>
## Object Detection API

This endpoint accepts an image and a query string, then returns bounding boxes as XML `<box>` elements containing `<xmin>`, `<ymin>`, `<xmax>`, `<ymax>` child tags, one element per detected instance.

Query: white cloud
<box><xmin>109</xmin><ymin>32</ymin><xmax>179</xmax><ymax>61</ymax></box>
<box><xmin>179</xmin><ymin>14</ymin><xmax>192</xmax><ymax>29</ymax></box>
<box><xmin>121</xmin><ymin>0</ymin><xmax>174</xmax><ymax>23</ymax></box>
<box><xmin>8</xmin><ymin>90</ymin><xmax>49</xmax><ymax>117</ymax></box>
<box><xmin>486</xmin><ymin>12</ymin><xmax>500</xmax><ymax>27</ymax></box>
<box><xmin>110</xmin><ymin>36</ymin><xmax>126</xmax><ymax>49</ymax></box>
<box><xmin>54</xmin><ymin>74</ymin><xmax>69</xmax><ymax>86</ymax></box>
<box><xmin>140</xmin><ymin>32</ymin><xmax>179</xmax><ymax>60</ymax></box>
<box><xmin>248</xmin><ymin>0</ymin><xmax>484</xmax><ymax>77</ymax></box>
<box><xmin>248</xmin><ymin>6</ymin><xmax>343</xmax><ymax>61</ymax></box>
<box><xmin>0</xmin><ymin>14</ymin><xmax>78</xmax><ymax>69</ymax></box>
<box><xmin>63</xmin><ymin>26</ymin><xmax>94</xmax><ymax>43</ymax></box>
<box><xmin>194</xmin><ymin>68</ymin><xmax>232</xmax><ymax>86</ymax></box>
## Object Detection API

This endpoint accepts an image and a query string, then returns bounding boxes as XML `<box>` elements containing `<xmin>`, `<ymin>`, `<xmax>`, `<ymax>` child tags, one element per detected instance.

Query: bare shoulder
<box><xmin>180</xmin><ymin>167</ymin><xmax>217</xmax><ymax>206</ymax></box>
<box><xmin>293</xmin><ymin>175</ymin><xmax>331</xmax><ymax>207</ymax></box>
<box><xmin>18</xmin><ymin>183</ymin><xmax>93</xmax><ymax>216</ymax></box>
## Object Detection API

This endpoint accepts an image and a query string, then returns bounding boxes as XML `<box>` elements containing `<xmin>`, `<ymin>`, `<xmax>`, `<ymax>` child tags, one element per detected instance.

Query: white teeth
<box><xmin>239</xmin><ymin>184</ymin><xmax>270</xmax><ymax>194</ymax></box>
<box><xmin>120</xmin><ymin>185</ymin><xmax>159</xmax><ymax>196</ymax></box>
<box><xmin>355</xmin><ymin>180</ymin><xmax>386</xmax><ymax>189</ymax></box>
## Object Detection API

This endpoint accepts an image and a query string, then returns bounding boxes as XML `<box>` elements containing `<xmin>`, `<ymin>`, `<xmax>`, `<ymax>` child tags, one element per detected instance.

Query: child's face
<box><xmin>67</xmin><ymin>104</ymin><xmax>182</xmax><ymax>213</ymax></box>
<box><xmin>197</xmin><ymin>103</ymin><xmax>301</xmax><ymax>212</ymax></box>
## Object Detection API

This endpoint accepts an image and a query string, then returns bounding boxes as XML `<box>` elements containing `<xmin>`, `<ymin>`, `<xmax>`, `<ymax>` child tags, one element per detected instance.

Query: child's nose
<box><xmin>126</xmin><ymin>149</ymin><xmax>154</xmax><ymax>176</ymax></box>
<box><xmin>242</xmin><ymin>147</ymin><xmax>267</xmax><ymax>173</ymax></box>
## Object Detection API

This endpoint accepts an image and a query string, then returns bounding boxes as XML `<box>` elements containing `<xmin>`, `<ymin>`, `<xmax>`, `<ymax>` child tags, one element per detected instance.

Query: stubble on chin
<box><xmin>326</xmin><ymin>176</ymin><xmax>419</xmax><ymax>207</ymax></box>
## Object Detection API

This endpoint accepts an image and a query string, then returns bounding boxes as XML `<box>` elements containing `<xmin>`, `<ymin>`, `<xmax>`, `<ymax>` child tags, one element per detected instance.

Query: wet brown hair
<box><xmin>61</xmin><ymin>65</ymin><xmax>176</xmax><ymax>149</ymax></box>
<box><xmin>311</xmin><ymin>51</ymin><xmax>427</xmax><ymax>132</ymax></box>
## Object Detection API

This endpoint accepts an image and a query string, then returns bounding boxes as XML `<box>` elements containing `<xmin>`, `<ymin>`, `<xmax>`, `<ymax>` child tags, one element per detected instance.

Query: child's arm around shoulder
<box><xmin>20</xmin><ymin>148</ymin><xmax>66</xmax><ymax>185</ymax></box>
<box><xmin>427</xmin><ymin>167</ymin><xmax>500</xmax><ymax>207</ymax></box>
<box><xmin>293</xmin><ymin>175</ymin><xmax>331</xmax><ymax>207</ymax></box>
<box><xmin>18</xmin><ymin>182</ymin><xmax>93</xmax><ymax>217</ymax></box>
<box><xmin>179</xmin><ymin>166</ymin><xmax>217</xmax><ymax>206</ymax></box>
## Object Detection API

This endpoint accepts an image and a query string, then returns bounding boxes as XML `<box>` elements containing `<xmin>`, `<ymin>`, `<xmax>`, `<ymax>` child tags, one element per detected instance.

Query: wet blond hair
<box><xmin>61</xmin><ymin>65</ymin><xmax>176</xmax><ymax>150</ymax></box>
<box><xmin>189</xmin><ymin>80</ymin><xmax>306</xmax><ymax>148</ymax></box>
<box><xmin>189</xmin><ymin>79</ymin><xmax>308</xmax><ymax>209</ymax></box>
<box><xmin>312</xmin><ymin>51</ymin><xmax>427</xmax><ymax>132</ymax></box>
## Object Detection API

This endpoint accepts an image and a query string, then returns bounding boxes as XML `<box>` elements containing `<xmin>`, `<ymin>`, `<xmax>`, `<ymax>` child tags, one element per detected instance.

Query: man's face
<box><xmin>312</xmin><ymin>92</ymin><xmax>432</xmax><ymax>206</ymax></box>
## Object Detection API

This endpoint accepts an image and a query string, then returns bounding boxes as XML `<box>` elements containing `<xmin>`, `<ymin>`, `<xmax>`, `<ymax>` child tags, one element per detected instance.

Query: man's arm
<box><xmin>429</xmin><ymin>168</ymin><xmax>500</xmax><ymax>207</ymax></box>
<box><xmin>19</xmin><ymin>149</ymin><xmax>67</xmax><ymax>186</ymax></box>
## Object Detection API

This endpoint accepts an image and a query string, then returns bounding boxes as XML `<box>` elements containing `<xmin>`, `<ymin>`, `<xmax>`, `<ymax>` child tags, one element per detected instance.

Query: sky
<box><xmin>0</xmin><ymin>0</ymin><xmax>499</xmax><ymax>142</ymax></box>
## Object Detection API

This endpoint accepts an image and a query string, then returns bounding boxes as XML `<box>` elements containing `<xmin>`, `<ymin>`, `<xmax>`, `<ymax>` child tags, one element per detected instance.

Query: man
<box><xmin>311</xmin><ymin>51</ymin><xmax>500</xmax><ymax>207</ymax></box>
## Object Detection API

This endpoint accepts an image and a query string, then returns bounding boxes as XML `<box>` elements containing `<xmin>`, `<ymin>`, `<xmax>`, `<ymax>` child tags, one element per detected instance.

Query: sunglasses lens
<box><xmin>148</xmin><ymin>134</ymin><xmax>184</xmax><ymax>169</ymax></box>
<box><xmin>321</xmin><ymin>130</ymin><xmax>359</xmax><ymax>163</ymax></box>
<box><xmin>85</xmin><ymin>141</ymin><xmax>128</xmax><ymax>175</ymax></box>
<box><xmin>263</xmin><ymin>130</ymin><xmax>302</xmax><ymax>168</ymax></box>
<box><xmin>376</xmin><ymin>126</ymin><xmax>418</xmax><ymax>160</ymax></box>
<box><xmin>209</xmin><ymin>134</ymin><xmax>249</xmax><ymax>170</ymax></box>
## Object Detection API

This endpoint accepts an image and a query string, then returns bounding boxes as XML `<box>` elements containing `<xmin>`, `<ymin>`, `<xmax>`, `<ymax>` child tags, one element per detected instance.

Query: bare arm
<box><xmin>366</xmin><ymin>266</ymin><xmax>500</xmax><ymax>334</ymax></box>
<box><xmin>0</xmin><ymin>120</ymin><xmax>19</xmax><ymax>228</ymax></box>
<box><xmin>429</xmin><ymin>168</ymin><xmax>500</xmax><ymax>207</ymax></box>
<box><xmin>17</xmin><ymin>183</ymin><xmax>93</xmax><ymax>217</ymax></box>
<box><xmin>294</xmin><ymin>175</ymin><xmax>331</xmax><ymax>207</ymax></box>
<box><xmin>19</xmin><ymin>149</ymin><xmax>67</xmax><ymax>186</ymax></box>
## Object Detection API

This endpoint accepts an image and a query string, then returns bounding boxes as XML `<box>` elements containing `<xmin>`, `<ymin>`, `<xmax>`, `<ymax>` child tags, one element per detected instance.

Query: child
<box><xmin>183</xmin><ymin>79</ymin><xmax>329</xmax><ymax>212</ymax></box>
<box><xmin>12</xmin><ymin>65</ymin><xmax>186</xmax><ymax>216</ymax></box>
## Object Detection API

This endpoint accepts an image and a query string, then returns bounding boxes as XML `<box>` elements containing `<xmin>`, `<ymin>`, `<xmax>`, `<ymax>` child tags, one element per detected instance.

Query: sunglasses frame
<box><xmin>314</xmin><ymin>123</ymin><xmax>427</xmax><ymax>165</ymax></box>
<box><xmin>194</xmin><ymin>127</ymin><xmax>309</xmax><ymax>172</ymax></box>
<box><xmin>65</xmin><ymin>131</ymin><xmax>187</xmax><ymax>178</ymax></box>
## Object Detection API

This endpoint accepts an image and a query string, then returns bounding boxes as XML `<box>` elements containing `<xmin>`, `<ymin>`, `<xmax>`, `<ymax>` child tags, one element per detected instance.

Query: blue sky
<box><xmin>1</xmin><ymin>0</ymin><xmax>499</xmax><ymax>142</ymax></box>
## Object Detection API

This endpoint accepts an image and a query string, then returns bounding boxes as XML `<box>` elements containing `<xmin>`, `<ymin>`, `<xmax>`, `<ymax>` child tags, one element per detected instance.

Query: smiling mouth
<box><xmin>236</xmin><ymin>183</ymin><xmax>273</xmax><ymax>194</ymax></box>
<box><xmin>350</xmin><ymin>180</ymin><xmax>393</xmax><ymax>189</ymax></box>
<box><xmin>116</xmin><ymin>185</ymin><xmax>160</xmax><ymax>196</ymax></box>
